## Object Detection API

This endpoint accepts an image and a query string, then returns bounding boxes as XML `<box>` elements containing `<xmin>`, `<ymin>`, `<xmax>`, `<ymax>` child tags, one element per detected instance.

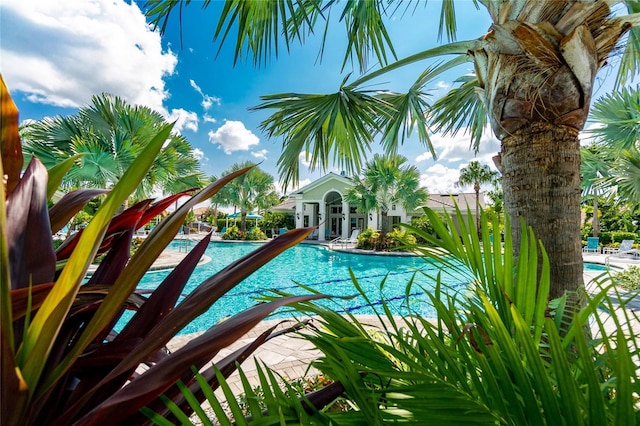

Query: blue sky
<box><xmin>0</xmin><ymin>0</ymin><xmax>616</xmax><ymax>197</ymax></box>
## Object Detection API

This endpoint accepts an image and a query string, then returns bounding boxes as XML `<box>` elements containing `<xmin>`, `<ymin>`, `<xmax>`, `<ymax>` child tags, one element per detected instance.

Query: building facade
<box><xmin>273</xmin><ymin>172</ymin><xmax>482</xmax><ymax>241</ymax></box>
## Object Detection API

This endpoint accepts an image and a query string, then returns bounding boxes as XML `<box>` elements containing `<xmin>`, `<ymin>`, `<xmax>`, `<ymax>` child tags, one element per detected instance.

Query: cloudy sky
<box><xmin>0</xmin><ymin>0</ymin><xmax>614</xmax><ymax>197</ymax></box>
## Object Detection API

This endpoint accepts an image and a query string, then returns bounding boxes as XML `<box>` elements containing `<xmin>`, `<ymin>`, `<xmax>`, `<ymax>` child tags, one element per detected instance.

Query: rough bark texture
<box><xmin>499</xmin><ymin>123</ymin><xmax>583</xmax><ymax>299</ymax></box>
<box><xmin>472</xmin><ymin>1</ymin><xmax>631</xmax><ymax>299</ymax></box>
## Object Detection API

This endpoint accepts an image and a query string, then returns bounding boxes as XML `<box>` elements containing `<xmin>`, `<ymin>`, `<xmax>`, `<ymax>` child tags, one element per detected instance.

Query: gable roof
<box><xmin>289</xmin><ymin>172</ymin><xmax>353</xmax><ymax>196</ymax></box>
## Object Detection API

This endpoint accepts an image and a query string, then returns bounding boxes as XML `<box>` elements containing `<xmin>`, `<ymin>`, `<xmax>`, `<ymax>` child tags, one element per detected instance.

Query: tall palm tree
<box><xmin>21</xmin><ymin>93</ymin><xmax>205</xmax><ymax>201</ymax></box>
<box><xmin>146</xmin><ymin>1</ymin><xmax>640</xmax><ymax>299</ymax></box>
<box><xmin>346</xmin><ymin>154</ymin><xmax>428</xmax><ymax>235</ymax></box>
<box><xmin>223</xmin><ymin>162</ymin><xmax>276</xmax><ymax>231</ymax></box>
<box><xmin>455</xmin><ymin>161</ymin><xmax>498</xmax><ymax>236</ymax></box>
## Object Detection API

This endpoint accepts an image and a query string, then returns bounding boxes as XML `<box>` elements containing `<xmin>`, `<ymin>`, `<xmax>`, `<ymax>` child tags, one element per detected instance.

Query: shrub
<box><xmin>244</xmin><ymin>227</ymin><xmax>268</xmax><ymax>241</ymax></box>
<box><xmin>356</xmin><ymin>227</ymin><xmax>380</xmax><ymax>250</ymax></box>
<box><xmin>386</xmin><ymin>227</ymin><xmax>416</xmax><ymax>249</ymax></box>
<box><xmin>613</xmin><ymin>266</ymin><xmax>640</xmax><ymax>291</ymax></box>
<box><xmin>1</xmin><ymin>78</ymin><xmax>323</xmax><ymax>425</ymax></box>
<box><xmin>221</xmin><ymin>225</ymin><xmax>243</xmax><ymax>240</ymax></box>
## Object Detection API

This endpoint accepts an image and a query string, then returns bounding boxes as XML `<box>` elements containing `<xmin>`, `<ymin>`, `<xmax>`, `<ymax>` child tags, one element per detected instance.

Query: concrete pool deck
<box><xmin>157</xmin><ymin>239</ymin><xmax>640</xmax><ymax>400</ymax></box>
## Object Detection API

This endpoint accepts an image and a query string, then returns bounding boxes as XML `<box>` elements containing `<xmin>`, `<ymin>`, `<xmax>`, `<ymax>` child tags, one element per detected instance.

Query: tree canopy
<box><xmin>21</xmin><ymin>93</ymin><xmax>205</xmax><ymax>201</ymax></box>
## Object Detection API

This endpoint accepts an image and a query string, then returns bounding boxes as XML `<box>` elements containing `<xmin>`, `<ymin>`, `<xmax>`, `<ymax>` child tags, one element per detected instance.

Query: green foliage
<box><xmin>614</xmin><ymin>266</ymin><xmax>640</xmax><ymax>291</ymax></box>
<box><xmin>221</xmin><ymin>226</ymin><xmax>268</xmax><ymax>241</ymax></box>
<box><xmin>219</xmin><ymin>162</ymin><xmax>276</xmax><ymax>232</ymax></box>
<box><xmin>260</xmin><ymin>211</ymin><xmax>292</xmax><ymax>237</ymax></box>
<box><xmin>410</xmin><ymin>213</ymin><xmax>442</xmax><ymax>244</ymax></box>
<box><xmin>385</xmin><ymin>227</ymin><xmax>416</xmax><ymax>249</ymax></box>
<box><xmin>1</xmin><ymin>80</ymin><xmax>322</xmax><ymax>425</ymax></box>
<box><xmin>20</xmin><ymin>93</ymin><xmax>205</xmax><ymax>201</ymax></box>
<box><xmin>597</xmin><ymin>232</ymin><xmax>638</xmax><ymax>246</ymax></box>
<box><xmin>181</xmin><ymin>205</ymin><xmax>640</xmax><ymax>424</ymax></box>
<box><xmin>354</xmin><ymin>227</ymin><xmax>416</xmax><ymax>251</ymax></box>
<box><xmin>245</xmin><ymin>227</ymin><xmax>268</xmax><ymax>241</ymax></box>
<box><xmin>221</xmin><ymin>225</ymin><xmax>243</xmax><ymax>240</ymax></box>
<box><xmin>355</xmin><ymin>227</ymin><xmax>380</xmax><ymax>250</ymax></box>
<box><xmin>277</xmin><ymin>207</ymin><xmax>640</xmax><ymax>424</ymax></box>
<box><xmin>345</xmin><ymin>153</ymin><xmax>427</xmax><ymax>235</ymax></box>
<box><xmin>236</xmin><ymin>373</ymin><xmax>349</xmax><ymax>417</ymax></box>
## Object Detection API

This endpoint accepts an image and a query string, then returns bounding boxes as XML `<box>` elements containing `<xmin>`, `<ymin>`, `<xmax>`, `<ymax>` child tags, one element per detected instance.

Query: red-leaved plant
<box><xmin>0</xmin><ymin>75</ymin><xmax>336</xmax><ymax>425</ymax></box>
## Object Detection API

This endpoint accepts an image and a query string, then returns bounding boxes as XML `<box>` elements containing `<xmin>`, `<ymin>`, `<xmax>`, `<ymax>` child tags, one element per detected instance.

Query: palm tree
<box><xmin>455</xmin><ymin>161</ymin><xmax>498</xmax><ymax>236</ymax></box>
<box><xmin>21</xmin><ymin>93</ymin><xmax>205</xmax><ymax>201</ymax></box>
<box><xmin>346</xmin><ymin>154</ymin><xmax>428</xmax><ymax>235</ymax></box>
<box><xmin>223</xmin><ymin>162</ymin><xmax>276</xmax><ymax>231</ymax></box>
<box><xmin>146</xmin><ymin>1</ymin><xmax>640</xmax><ymax>299</ymax></box>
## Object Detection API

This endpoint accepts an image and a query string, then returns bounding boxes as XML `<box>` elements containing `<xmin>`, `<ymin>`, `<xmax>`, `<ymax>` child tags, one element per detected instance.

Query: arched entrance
<box><xmin>323</xmin><ymin>191</ymin><xmax>343</xmax><ymax>240</ymax></box>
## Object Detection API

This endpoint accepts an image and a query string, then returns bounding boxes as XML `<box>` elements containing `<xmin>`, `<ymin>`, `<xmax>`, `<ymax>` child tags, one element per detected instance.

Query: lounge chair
<box><xmin>582</xmin><ymin>237</ymin><xmax>600</xmax><ymax>253</ymax></box>
<box><xmin>609</xmin><ymin>239</ymin><xmax>639</xmax><ymax>257</ymax></box>
<box><xmin>334</xmin><ymin>229</ymin><xmax>360</xmax><ymax>248</ymax></box>
<box><xmin>307</xmin><ymin>229</ymin><xmax>319</xmax><ymax>240</ymax></box>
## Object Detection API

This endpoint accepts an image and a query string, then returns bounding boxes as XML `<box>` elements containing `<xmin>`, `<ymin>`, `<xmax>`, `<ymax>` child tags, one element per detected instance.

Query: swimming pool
<box><xmin>132</xmin><ymin>242</ymin><xmax>610</xmax><ymax>335</ymax></box>
<box><xmin>135</xmin><ymin>241</ymin><xmax>469</xmax><ymax>335</ymax></box>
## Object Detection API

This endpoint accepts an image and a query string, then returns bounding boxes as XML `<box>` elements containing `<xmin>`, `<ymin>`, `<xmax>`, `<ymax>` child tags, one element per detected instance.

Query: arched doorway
<box><xmin>324</xmin><ymin>191</ymin><xmax>343</xmax><ymax>240</ymax></box>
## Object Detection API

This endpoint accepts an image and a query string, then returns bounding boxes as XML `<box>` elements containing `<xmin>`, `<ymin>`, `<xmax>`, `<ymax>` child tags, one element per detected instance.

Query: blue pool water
<box><xmin>132</xmin><ymin>242</ymin><xmax>609</xmax><ymax>336</ymax></box>
<box><xmin>135</xmin><ymin>241</ymin><xmax>470</xmax><ymax>335</ymax></box>
<box><xmin>583</xmin><ymin>262</ymin><xmax>609</xmax><ymax>272</ymax></box>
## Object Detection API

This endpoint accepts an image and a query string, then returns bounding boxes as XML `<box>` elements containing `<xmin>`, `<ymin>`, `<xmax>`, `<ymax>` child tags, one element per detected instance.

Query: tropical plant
<box><xmin>1</xmin><ymin>76</ymin><xmax>323</xmax><ymax>425</ymax></box>
<box><xmin>207</xmin><ymin>173</ymin><xmax>232</xmax><ymax>219</ymax></box>
<box><xmin>355</xmin><ymin>227</ymin><xmax>381</xmax><ymax>251</ymax></box>
<box><xmin>275</xmin><ymin>208</ymin><xmax>640</xmax><ymax>424</ymax></box>
<box><xmin>221</xmin><ymin>162</ymin><xmax>276</xmax><ymax>232</ymax></box>
<box><xmin>345</xmin><ymin>153</ymin><xmax>428</xmax><ymax>235</ymax></box>
<box><xmin>455</xmin><ymin>160</ymin><xmax>498</xmax><ymax>236</ymax></box>
<box><xmin>20</xmin><ymin>93</ymin><xmax>205</xmax><ymax>202</ymax></box>
<box><xmin>587</xmin><ymin>86</ymin><xmax>640</xmax><ymax>204</ymax></box>
<box><xmin>145</xmin><ymin>0</ymin><xmax>640</xmax><ymax>300</ymax></box>
<box><xmin>613</xmin><ymin>265</ymin><xmax>640</xmax><ymax>291</ymax></box>
<box><xmin>580</xmin><ymin>143</ymin><xmax>614</xmax><ymax>237</ymax></box>
<box><xmin>160</xmin><ymin>205</ymin><xmax>640</xmax><ymax>424</ymax></box>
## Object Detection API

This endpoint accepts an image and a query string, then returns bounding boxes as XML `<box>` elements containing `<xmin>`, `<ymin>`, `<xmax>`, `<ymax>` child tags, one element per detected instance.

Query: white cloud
<box><xmin>203</xmin><ymin>114</ymin><xmax>217</xmax><ymax>124</ymax></box>
<box><xmin>415</xmin><ymin>127</ymin><xmax>500</xmax><ymax>166</ymax></box>
<box><xmin>0</xmin><ymin>0</ymin><xmax>177</xmax><ymax>112</ymax></box>
<box><xmin>208</xmin><ymin>120</ymin><xmax>260</xmax><ymax>154</ymax></box>
<box><xmin>299</xmin><ymin>152</ymin><xmax>312</xmax><ymax>167</ymax></box>
<box><xmin>276</xmin><ymin>178</ymin><xmax>312</xmax><ymax>196</ymax></box>
<box><xmin>419</xmin><ymin>164</ymin><xmax>462</xmax><ymax>194</ymax></box>
<box><xmin>189</xmin><ymin>79</ymin><xmax>221</xmax><ymax>110</ymax></box>
<box><xmin>167</xmin><ymin>108</ymin><xmax>199</xmax><ymax>133</ymax></box>
<box><xmin>192</xmin><ymin>148</ymin><xmax>205</xmax><ymax>160</ymax></box>
<box><xmin>251</xmin><ymin>149</ymin><xmax>268</xmax><ymax>160</ymax></box>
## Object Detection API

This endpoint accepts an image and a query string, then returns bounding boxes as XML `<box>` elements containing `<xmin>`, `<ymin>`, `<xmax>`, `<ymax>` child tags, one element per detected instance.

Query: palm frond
<box><xmin>337</xmin><ymin>0</ymin><xmax>396</xmax><ymax>72</ymax></box>
<box><xmin>615</xmin><ymin>2</ymin><xmax>640</xmax><ymax>87</ymax></box>
<box><xmin>430</xmin><ymin>74</ymin><xmax>487</xmax><ymax>153</ymax></box>
<box><xmin>589</xmin><ymin>86</ymin><xmax>640</xmax><ymax>152</ymax></box>
<box><xmin>253</xmin><ymin>86</ymin><xmax>388</xmax><ymax>190</ymax></box>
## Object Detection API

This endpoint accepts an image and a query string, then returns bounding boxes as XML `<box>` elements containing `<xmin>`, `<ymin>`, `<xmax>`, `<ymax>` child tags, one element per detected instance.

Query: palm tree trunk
<box><xmin>592</xmin><ymin>189</ymin><xmax>599</xmax><ymax>237</ymax></box>
<box><xmin>497</xmin><ymin>123</ymin><xmax>583</xmax><ymax>300</ymax></box>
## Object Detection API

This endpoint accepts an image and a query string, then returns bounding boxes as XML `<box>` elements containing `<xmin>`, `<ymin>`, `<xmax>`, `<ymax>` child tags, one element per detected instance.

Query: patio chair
<box><xmin>611</xmin><ymin>239</ymin><xmax>640</xmax><ymax>257</ymax></box>
<box><xmin>335</xmin><ymin>229</ymin><xmax>360</xmax><ymax>247</ymax></box>
<box><xmin>582</xmin><ymin>237</ymin><xmax>600</xmax><ymax>253</ymax></box>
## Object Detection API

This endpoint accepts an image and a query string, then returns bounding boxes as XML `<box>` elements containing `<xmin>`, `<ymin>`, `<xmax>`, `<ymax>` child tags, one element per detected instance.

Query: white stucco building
<box><xmin>273</xmin><ymin>172</ymin><xmax>482</xmax><ymax>241</ymax></box>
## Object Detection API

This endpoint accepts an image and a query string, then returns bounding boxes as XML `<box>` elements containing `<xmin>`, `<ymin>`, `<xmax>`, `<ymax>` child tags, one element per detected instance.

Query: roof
<box><xmin>289</xmin><ymin>172</ymin><xmax>353</xmax><ymax>196</ymax></box>
<box><xmin>425</xmin><ymin>193</ymin><xmax>483</xmax><ymax>211</ymax></box>
<box><xmin>271</xmin><ymin>197</ymin><xmax>296</xmax><ymax>212</ymax></box>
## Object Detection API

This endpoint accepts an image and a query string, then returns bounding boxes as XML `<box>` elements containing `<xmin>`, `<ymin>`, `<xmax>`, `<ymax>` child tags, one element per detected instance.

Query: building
<box><xmin>272</xmin><ymin>172</ymin><xmax>483</xmax><ymax>241</ymax></box>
